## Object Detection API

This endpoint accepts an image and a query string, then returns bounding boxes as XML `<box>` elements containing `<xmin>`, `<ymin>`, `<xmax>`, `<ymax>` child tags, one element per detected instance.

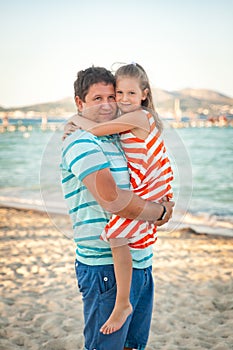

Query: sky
<box><xmin>0</xmin><ymin>0</ymin><xmax>233</xmax><ymax>108</ymax></box>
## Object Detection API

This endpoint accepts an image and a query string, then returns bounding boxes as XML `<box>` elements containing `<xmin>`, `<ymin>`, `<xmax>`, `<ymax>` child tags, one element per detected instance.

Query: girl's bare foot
<box><xmin>100</xmin><ymin>302</ymin><xmax>132</xmax><ymax>335</ymax></box>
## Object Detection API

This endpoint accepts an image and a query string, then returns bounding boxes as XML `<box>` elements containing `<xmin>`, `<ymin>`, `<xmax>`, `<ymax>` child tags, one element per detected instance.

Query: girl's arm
<box><xmin>63</xmin><ymin>114</ymin><xmax>99</xmax><ymax>140</ymax></box>
<box><xmin>89</xmin><ymin>110</ymin><xmax>150</xmax><ymax>136</ymax></box>
<box><xmin>70</xmin><ymin>114</ymin><xmax>98</xmax><ymax>129</ymax></box>
<box><xmin>63</xmin><ymin>110</ymin><xmax>150</xmax><ymax>139</ymax></box>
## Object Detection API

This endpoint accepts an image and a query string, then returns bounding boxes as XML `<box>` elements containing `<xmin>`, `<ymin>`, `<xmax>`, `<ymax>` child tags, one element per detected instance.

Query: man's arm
<box><xmin>82</xmin><ymin>168</ymin><xmax>174</xmax><ymax>225</ymax></box>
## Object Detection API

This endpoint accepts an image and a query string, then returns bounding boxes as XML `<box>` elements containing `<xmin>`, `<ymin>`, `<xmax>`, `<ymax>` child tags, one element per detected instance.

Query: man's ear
<box><xmin>75</xmin><ymin>96</ymin><xmax>84</xmax><ymax>112</ymax></box>
<box><xmin>142</xmin><ymin>88</ymin><xmax>149</xmax><ymax>101</ymax></box>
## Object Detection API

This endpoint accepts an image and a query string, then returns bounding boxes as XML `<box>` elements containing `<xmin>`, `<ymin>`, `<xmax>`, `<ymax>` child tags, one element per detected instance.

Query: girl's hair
<box><xmin>114</xmin><ymin>63</ymin><xmax>163</xmax><ymax>132</ymax></box>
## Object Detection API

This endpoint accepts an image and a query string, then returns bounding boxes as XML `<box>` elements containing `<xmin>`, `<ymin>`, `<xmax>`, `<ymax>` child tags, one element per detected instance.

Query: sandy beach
<box><xmin>0</xmin><ymin>206</ymin><xmax>232</xmax><ymax>350</ymax></box>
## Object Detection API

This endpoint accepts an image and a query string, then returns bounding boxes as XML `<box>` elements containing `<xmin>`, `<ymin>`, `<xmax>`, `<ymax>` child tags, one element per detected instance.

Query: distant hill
<box><xmin>152</xmin><ymin>88</ymin><xmax>233</xmax><ymax>116</ymax></box>
<box><xmin>1</xmin><ymin>89</ymin><xmax>233</xmax><ymax>117</ymax></box>
<box><xmin>2</xmin><ymin>98</ymin><xmax>76</xmax><ymax>115</ymax></box>
<box><xmin>178</xmin><ymin>88</ymin><xmax>231</xmax><ymax>103</ymax></box>
<box><xmin>0</xmin><ymin>105</ymin><xmax>6</xmax><ymax>112</ymax></box>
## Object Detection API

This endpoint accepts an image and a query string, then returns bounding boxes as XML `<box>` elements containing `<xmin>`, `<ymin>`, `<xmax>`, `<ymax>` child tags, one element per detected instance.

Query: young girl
<box><xmin>65</xmin><ymin>63</ymin><xmax>173</xmax><ymax>335</ymax></box>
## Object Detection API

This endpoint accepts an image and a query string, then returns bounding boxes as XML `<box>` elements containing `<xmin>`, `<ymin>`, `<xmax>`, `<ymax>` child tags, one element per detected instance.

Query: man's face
<box><xmin>75</xmin><ymin>82</ymin><xmax>117</xmax><ymax>123</ymax></box>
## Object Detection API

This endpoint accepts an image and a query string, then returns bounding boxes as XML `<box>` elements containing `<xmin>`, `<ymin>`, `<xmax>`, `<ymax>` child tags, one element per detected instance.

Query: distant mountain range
<box><xmin>1</xmin><ymin>88</ymin><xmax>233</xmax><ymax>117</ymax></box>
<box><xmin>153</xmin><ymin>88</ymin><xmax>233</xmax><ymax>116</ymax></box>
<box><xmin>0</xmin><ymin>98</ymin><xmax>76</xmax><ymax>115</ymax></box>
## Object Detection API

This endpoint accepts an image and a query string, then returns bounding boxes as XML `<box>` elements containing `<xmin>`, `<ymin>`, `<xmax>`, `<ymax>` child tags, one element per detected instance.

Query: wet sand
<box><xmin>0</xmin><ymin>207</ymin><xmax>232</xmax><ymax>350</ymax></box>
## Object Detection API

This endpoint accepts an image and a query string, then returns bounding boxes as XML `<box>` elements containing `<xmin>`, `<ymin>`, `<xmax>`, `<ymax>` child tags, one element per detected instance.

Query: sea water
<box><xmin>0</xmin><ymin>122</ymin><xmax>232</xmax><ymax>237</ymax></box>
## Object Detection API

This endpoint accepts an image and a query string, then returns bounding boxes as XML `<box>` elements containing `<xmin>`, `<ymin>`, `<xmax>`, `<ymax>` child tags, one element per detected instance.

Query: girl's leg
<box><xmin>100</xmin><ymin>238</ymin><xmax>133</xmax><ymax>334</ymax></box>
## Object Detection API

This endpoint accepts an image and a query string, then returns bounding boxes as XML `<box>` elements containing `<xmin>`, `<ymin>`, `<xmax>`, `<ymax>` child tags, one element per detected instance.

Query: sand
<box><xmin>0</xmin><ymin>207</ymin><xmax>232</xmax><ymax>350</ymax></box>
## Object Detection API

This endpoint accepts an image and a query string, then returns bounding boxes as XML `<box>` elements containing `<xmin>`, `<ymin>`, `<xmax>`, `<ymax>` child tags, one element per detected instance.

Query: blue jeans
<box><xmin>75</xmin><ymin>260</ymin><xmax>154</xmax><ymax>350</ymax></box>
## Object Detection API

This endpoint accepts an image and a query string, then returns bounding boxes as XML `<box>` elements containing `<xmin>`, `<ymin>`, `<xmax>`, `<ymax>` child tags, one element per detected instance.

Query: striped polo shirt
<box><xmin>61</xmin><ymin>129</ymin><xmax>153</xmax><ymax>268</ymax></box>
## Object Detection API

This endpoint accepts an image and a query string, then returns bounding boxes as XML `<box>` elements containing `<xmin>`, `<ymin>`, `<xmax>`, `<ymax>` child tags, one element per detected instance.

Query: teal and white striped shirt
<box><xmin>61</xmin><ymin>129</ymin><xmax>153</xmax><ymax>268</ymax></box>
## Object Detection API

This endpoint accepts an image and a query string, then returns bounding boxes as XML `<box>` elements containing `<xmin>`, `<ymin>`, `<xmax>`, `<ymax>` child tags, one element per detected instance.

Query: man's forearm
<box><xmin>82</xmin><ymin>168</ymin><xmax>169</xmax><ymax>223</ymax></box>
<box><xmin>107</xmin><ymin>188</ymin><xmax>164</xmax><ymax>222</ymax></box>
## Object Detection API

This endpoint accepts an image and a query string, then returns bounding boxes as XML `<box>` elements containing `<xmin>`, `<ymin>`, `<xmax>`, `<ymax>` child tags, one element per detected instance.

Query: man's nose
<box><xmin>101</xmin><ymin>101</ymin><xmax>112</xmax><ymax>109</ymax></box>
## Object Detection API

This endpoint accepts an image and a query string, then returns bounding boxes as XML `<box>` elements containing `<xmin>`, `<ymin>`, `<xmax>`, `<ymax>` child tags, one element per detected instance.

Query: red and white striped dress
<box><xmin>100</xmin><ymin>111</ymin><xmax>173</xmax><ymax>249</ymax></box>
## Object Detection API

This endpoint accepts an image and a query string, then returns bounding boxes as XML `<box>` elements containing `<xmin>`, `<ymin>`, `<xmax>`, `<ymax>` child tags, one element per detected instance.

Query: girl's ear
<box><xmin>142</xmin><ymin>88</ymin><xmax>149</xmax><ymax>101</ymax></box>
<box><xmin>75</xmin><ymin>96</ymin><xmax>84</xmax><ymax>112</ymax></box>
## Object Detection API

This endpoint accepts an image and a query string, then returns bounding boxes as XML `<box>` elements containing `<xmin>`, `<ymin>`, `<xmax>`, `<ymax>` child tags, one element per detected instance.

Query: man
<box><xmin>61</xmin><ymin>66</ymin><xmax>174</xmax><ymax>350</ymax></box>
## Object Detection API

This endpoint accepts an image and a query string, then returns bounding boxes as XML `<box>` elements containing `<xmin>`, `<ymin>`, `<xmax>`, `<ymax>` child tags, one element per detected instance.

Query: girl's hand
<box><xmin>62</xmin><ymin>121</ymin><xmax>81</xmax><ymax>141</ymax></box>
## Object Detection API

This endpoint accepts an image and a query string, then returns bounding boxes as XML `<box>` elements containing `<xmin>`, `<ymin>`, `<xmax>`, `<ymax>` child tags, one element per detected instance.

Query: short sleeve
<box><xmin>62</xmin><ymin>130</ymin><xmax>110</xmax><ymax>181</ymax></box>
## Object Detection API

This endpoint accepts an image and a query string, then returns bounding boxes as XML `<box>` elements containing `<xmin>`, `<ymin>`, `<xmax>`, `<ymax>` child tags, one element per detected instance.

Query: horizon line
<box><xmin>1</xmin><ymin>86</ymin><xmax>233</xmax><ymax>110</ymax></box>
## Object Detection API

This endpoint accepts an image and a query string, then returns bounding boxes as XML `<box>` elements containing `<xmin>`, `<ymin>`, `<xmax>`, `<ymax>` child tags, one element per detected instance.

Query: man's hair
<box><xmin>74</xmin><ymin>66</ymin><xmax>116</xmax><ymax>101</ymax></box>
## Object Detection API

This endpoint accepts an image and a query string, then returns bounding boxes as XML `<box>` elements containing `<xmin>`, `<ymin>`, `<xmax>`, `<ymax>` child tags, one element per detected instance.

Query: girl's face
<box><xmin>115</xmin><ymin>76</ymin><xmax>148</xmax><ymax>113</ymax></box>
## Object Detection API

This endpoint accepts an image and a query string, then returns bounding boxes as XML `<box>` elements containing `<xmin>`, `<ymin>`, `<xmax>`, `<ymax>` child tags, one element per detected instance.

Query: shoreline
<box><xmin>1</xmin><ymin>206</ymin><xmax>233</xmax><ymax>350</ymax></box>
<box><xmin>1</xmin><ymin>198</ymin><xmax>233</xmax><ymax>239</ymax></box>
<box><xmin>1</xmin><ymin>203</ymin><xmax>233</xmax><ymax>241</ymax></box>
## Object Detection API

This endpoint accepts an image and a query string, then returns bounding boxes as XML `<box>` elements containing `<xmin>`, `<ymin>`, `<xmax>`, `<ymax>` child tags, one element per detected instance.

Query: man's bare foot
<box><xmin>100</xmin><ymin>302</ymin><xmax>133</xmax><ymax>335</ymax></box>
